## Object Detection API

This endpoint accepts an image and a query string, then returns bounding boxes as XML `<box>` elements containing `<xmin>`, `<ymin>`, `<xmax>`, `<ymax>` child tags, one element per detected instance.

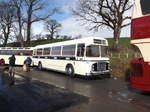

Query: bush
<box><xmin>110</xmin><ymin>58</ymin><xmax>130</xmax><ymax>79</ymax></box>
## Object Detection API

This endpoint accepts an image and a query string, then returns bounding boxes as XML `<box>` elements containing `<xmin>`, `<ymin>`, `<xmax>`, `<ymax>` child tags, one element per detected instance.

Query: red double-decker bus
<box><xmin>130</xmin><ymin>0</ymin><xmax>150</xmax><ymax>91</ymax></box>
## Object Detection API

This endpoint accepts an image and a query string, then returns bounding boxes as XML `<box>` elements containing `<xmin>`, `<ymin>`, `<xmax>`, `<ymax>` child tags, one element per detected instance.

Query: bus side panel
<box><xmin>33</xmin><ymin>58</ymin><xmax>92</xmax><ymax>76</ymax></box>
<box><xmin>44</xmin><ymin>59</ymin><xmax>65</xmax><ymax>71</ymax></box>
<box><xmin>131</xmin><ymin>15</ymin><xmax>150</xmax><ymax>40</ymax></box>
<box><xmin>130</xmin><ymin>58</ymin><xmax>150</xmax><ymax>91</ymax></box>
<box><xmin>74</xmin><ymin>61</ymin><xmax>91</xmax><ymax>75</ymax></box>
<box><xmin>0</xmin><ymin>55</ymin><xmax>30</xmax><ymax>65</ymax></box>
<box><xmin>46</xmin><ymin>60</ymin><xmax>92</xmax><ymax>76</ymax></box>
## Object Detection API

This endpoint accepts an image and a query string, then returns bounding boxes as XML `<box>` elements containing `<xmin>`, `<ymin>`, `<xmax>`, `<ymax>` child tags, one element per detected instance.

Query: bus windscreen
<box><xmin>141</xmin><ymin>0</ymin><xmax>150</xmax><ymax>15</ymax></box>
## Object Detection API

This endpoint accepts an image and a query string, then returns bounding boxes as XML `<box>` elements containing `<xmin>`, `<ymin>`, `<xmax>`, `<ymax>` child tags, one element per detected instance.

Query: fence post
<box><xmin>126</xmin><ymin>53</ymin><xmax>129</xmax><ymax>58</ymax></box>
<box><xmin>111</xmin><ymin>53</ymin><xmax>113</xmax><ymax>57</ymax></box>
<box><xmin>118</xmin><ymin>53</ymin><xmax>120</xmax><ymax>58</ymax></box>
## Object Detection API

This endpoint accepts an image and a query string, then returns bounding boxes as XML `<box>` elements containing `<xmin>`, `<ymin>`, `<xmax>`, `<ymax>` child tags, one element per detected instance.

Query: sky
<box><xmin>32</xmin><ymin>0</ymin><xmax>132</xmax><ymax>38</ymax></box>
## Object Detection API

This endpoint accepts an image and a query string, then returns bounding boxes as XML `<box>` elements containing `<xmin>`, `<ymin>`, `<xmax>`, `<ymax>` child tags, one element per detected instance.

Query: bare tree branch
<box><xmin>0</xmin><ymin>1</ymin><xmax>16</xmax><ymax>46</ymax></box>
<box><xmin>73</xmin><ymin>0</ymin><xmax>132</xmax><ymax>49</ymax></box>
<box><xmin>44</xmin><ymin>19</ymin><xmax>62</xmax><ymax>39</ymax></box>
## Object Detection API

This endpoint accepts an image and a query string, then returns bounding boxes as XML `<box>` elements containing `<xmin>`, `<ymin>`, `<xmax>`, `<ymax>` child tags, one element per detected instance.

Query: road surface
<box><xmin>13</xmin><ymin>67</ymin><xmax>150</xmax><ymax>112</ymax></box>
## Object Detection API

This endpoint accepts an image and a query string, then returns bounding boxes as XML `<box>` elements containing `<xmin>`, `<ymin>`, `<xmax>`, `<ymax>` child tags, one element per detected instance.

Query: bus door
<box><xmin>77</xmin><ymin>44</ymin><xmax>85</xmax><ymax>60</ymax></box>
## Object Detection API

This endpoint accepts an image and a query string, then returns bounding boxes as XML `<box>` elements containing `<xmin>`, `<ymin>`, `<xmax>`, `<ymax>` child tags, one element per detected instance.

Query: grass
<box><xmin>110</xmin><ymin>57</ymin><xmax>131</xmax><ymax>80</ymax></box>
<box><xmin>107</xmin><ymin>37</ymin><xmax>131</xmax><ymax>49</ymax></box>
<box><xmin>4</xmin><ymin>39</ymin><xmax>70</xmax><ymax>47</ymax></box>
<box><xmin>106</xmin><ymin>38</ymin><xmax>141</xmax><ymax>79</ymax></box>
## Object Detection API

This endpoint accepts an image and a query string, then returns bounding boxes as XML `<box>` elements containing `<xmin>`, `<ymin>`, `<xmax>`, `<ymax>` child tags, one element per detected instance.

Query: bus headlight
<box><xmin>92</xmin><ymin>64</ymin><xmax>95</xmax><ymax>71</ymax></box>
<box><xmin>91</xmin><ymin>63</ymin><xmax>97</xmax><ymax>71</ymax></box>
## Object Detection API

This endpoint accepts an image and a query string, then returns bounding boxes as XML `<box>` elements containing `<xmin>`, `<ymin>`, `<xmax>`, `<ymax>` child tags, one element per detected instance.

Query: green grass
<box><xmin>29</xmin><ymin>39</ymin><xmax>71</xmax><ymax>47</ymax></box>
<box><xmin>106</xmin><ymin>38</ymin><xmax>140</xmax><ymax>79</ymax></box>
<box><xmin>110</xmin><ymin>57</ymin><xmax>131</xmax><ymax>80</ymax></box>
<box><xmin>5</xmin><ymin>39</ymin><xmax>70</xmax><ymax>47</ymax></box>
<box><xmin>107</xmin><ymin>37</ymin><xmax>130</xmax><ymax>48</ymax></box>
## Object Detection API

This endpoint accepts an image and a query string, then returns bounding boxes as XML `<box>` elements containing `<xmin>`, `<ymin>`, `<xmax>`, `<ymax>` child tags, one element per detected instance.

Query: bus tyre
<box><xmin>38</xmin><ymin>62</ymin><xmax>42</xmax><ymax>71</ymax></box>
<box><xmin>66</xmin><ymin>65</ymin><xmax>75</xmax><ymax>77</ymax></box>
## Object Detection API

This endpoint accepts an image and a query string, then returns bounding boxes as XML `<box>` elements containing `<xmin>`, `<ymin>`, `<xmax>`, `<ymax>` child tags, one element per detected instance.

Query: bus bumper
<box><xmin>86</xmin><ymin>70</ymin><xmax>110</xmax><ymax>77</ymax></box>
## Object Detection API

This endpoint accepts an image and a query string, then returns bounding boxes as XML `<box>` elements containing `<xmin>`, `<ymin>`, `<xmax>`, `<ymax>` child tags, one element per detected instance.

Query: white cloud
<box><xmin>32</xmin><ymin>0</ymin><xmax>131</xmax><ymax>38</ymax></box>
<box><xmin>60</xmin><ymin>16</ymin><xmax>130</xmax><ymax>38</ymax></box>
<box><xmin>32</xmin><ymin>16</ymin><xmax>130</xmax><ymax>38</ymax></box>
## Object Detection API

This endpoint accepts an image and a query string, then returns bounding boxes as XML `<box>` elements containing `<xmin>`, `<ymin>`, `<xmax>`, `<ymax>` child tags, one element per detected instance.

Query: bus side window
<box><xmin>140</xmin><ymin>0</ymin><xmax>150</xmax><ymax>15</ymax></box>
<box><xmin>77</xmin><ymin>44</ymin><xmax>85</xmax><ymax>57</ymax></box>
<box><xmin>37</xmin><ymin>48</ymin><xmax>43</xmax><ymax>55</ymax></box>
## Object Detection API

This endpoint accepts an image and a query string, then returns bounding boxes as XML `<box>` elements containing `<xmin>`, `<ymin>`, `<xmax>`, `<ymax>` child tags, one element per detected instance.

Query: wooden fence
<box><xmin>108</xmin><ymin>52</ymin><xmax>142</xmax><ymax>59</ymax></box>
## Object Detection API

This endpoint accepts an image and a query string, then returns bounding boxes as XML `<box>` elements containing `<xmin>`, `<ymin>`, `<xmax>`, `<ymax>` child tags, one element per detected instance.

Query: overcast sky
<box><xmin>32</xmin><ymin>0</ymin><xmax>132</xmax><ymax>38</ymax></box>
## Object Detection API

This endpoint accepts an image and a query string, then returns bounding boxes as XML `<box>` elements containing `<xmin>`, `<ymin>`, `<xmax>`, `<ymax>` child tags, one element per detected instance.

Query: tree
<box><xmin>12</xmin><ymin>0</ymin><xmax>25</xmax><ymax>47</ymax></box>
<box><xmin>24</xmin><ymin>0</ymin><xmax>58</xmax><ymax>45</ymax></box>
<box><xmin>73</xmin><ymin>0</ymin><xmax>132</xmax><ymax>50</ymax></box>
<box><xmin>0</xmin><ymin>1</ymin><xmax>16</xmax><ymax>46</ymax></box>
<box><xmin>44</xmin><ymin>19</ymin><xmax>62</xmax><ymax>39</ymax></box>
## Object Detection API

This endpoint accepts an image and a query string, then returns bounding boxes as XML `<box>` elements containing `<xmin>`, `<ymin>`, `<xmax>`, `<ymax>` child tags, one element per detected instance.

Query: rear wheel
<box><xmin>66</xmin><ymin>65</ymin><xmax>75</xmax><ymax>77</ymax></box>
<box><xmin>38</xmin><ymin>62</ymin><xmax>42</xmax><ymax>71</ymax></box>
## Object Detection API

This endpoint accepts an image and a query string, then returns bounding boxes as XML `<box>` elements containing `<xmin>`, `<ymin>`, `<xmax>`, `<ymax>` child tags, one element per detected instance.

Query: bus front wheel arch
<box><xmin>65</xmin><ymin>64</ymin><xmax>75</xmax><ymax>77</ymax></box>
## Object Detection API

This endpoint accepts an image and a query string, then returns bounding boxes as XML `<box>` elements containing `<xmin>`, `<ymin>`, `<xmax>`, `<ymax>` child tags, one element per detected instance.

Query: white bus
<box><xmin>33</xmin><ymin>37</ymin><xmax>110</xmax><ymax>77</ymax></box>
<box><xmin>0</xmin><ymin>47</ymin><xmax>33</xmax><ymax>65</ymax></box>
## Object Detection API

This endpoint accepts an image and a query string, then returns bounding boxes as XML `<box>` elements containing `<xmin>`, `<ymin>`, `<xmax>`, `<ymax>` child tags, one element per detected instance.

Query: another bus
<box><xmin>130</xmin><ymin>0</ymin><xmax>150</xmax><ymax>91</ymax></box>
<box><xmin>33</xmin><ymin>37</ymin><xmax>110</xmax><ymax>77</ymax></box>
<box><xmin>0</xmin><ymin>47</ymin><xmax>33</xmax><ymax>65</ymax></box>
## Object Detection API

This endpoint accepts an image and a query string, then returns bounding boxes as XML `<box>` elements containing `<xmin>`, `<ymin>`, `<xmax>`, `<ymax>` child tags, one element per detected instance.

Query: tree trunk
<box><xmin>50</xmin><ymin>32</ymin><xmax>54</xmax><ymax>39</ymax></box>
<box><xmin>18</xmin><ymin>8</ymin><xmax>24</xmax><ymax>47</ymax></box>
<box><xmin>19</xmin><ymin>34</ymin><xmax>24</xmax><ymax>47</ymax></box>
<box><xmin>113</xmin><ymin>27</ymin><xmax>121</xmax><ymax>51</ymax></box>
<box><xmin>26</xmin><ymin>5</ymin><xmax>32</xmax><ymax>46</ymax></box>
<box><xmin>26</xmin><ymin>22</ymin><xmax>31</xmax><ymax>45</ymax></box>
<box><xmin>3</xmin><ymin>25</ymin><xmax>10</xmax><ymax>47</ymax></box>
<box><xmin>3</xmin><ymin>32</ymin><xmax>9</xmax><ymax>47</ymax></box>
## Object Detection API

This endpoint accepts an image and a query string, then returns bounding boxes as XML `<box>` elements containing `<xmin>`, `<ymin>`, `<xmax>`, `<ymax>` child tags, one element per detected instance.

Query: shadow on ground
<box><xmin>0</xmin><ymin>72</ymin><xmax>88</xmax><ymax>112</ymax></box>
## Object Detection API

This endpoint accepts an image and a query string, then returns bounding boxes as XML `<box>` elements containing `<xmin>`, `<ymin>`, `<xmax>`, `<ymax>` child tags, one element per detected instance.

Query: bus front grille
<box><xmin>97</xmin><ymin>63</ymin><xmax>106</xmax><ymax>71</ymax></box>
<box><xmin>93</xmin><ymin>62</ymin><xmax>109</xmax><ymax>71</ymax></box>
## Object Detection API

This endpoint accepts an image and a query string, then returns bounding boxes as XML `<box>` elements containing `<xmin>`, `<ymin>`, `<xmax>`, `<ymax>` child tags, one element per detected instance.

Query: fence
<box><xmin>108</xmin><ymin>52</ymin><xmax>142</xmax><ymax>59</ymax></box>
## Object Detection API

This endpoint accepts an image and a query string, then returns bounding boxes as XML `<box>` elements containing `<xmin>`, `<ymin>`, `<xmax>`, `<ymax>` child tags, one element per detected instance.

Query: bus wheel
<box><xmin>66</xmin><ymin>65</ymin><xmax>75</xmax><ymax>77</ymax></box>
<box><xmin>38</xmin><ymin>62</ymin><xmax>42</xmax><ymax>71</ymax></box>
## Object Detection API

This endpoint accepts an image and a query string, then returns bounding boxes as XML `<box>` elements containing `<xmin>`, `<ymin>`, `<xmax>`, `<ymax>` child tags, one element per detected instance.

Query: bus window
<box><xmin>101</xmin><ymin>46</ymin><xmax>108</xmax><ymax>57</ymax></box>
<box><xmin>43</xmin><ymin>48</ymin><xmax>51</xmax><ymax>55</ymax></box>
<box><xmin>62</xmin><ymin>45</ymin><xmax>75</xmax><ymax>56</ymax></box>
<box><xmin>37</xmin><ymin>48</ymin><xmax>43</xmax><ymax>55</ymax></box>
<box><xmin>77</xmin><ymin>44</ymin><xmax>85</xmax><ymax>57</ymax></box>
<box><xmin>51</xmin><ymin>46</ymin><xmax>61</xmax><ymax>55</ymax></box>
<box><xmin>86</xmin><ymin>45</ymin><xmax>100</xmax><ymax>57</ymax></box>
<box><xmin>140</xmin><ymin>0</ymin><xmax>150</xmax><ymax>15</ymax></box>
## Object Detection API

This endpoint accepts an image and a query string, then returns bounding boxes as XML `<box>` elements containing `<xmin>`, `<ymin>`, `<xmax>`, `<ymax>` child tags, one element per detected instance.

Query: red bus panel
<box><xmin>130</xmin><ymin>58</ymin><xmax>150</xmax><ymax>91</ymax></box>
<box><xmin>131</xmin><ymin>15</ymin><xmax>150</xmax><ymax>40</ymax></box>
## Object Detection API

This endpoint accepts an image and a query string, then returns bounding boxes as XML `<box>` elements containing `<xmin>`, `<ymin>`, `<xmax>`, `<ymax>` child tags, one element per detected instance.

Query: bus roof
<box><xmin>0</xmin><ymin>47</ymin><xmax>33</xmax><ymax>50</ymax></box>
<box><xmin>34</xmin><ymin>37</ymin><xmax>108</xmax><ymax>49</ymax></box>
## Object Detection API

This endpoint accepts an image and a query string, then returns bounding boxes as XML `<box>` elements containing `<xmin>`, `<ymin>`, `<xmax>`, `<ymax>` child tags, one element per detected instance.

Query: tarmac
<box><xmin>0</xmin><ymin>66</ymin><xmax>88</xmax><ymax>112</ymax></box>
<box><xmin>1</xmin><ymin>66</ymin><xmax>150</xmax><ymax>112</ymax></box>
